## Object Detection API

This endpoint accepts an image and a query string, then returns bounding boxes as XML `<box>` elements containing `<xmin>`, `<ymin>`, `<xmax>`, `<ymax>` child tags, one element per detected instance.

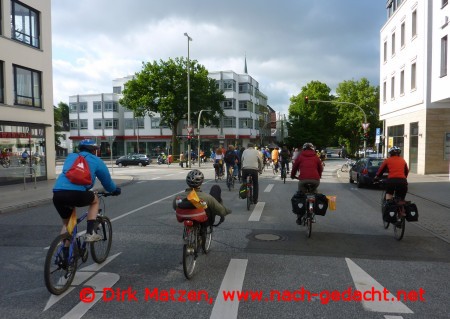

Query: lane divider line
<box><xmin>248</xmin><ymin>202</ymin><xmax>265</xmax><ymax>222</ymax></box>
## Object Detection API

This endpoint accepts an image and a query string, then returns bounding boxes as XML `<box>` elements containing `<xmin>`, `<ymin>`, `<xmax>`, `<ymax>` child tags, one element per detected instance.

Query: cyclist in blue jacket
<box><xmin>53</xmin><ymin>139</ymin><xmax>121</xmax><ymax>242</ymax></box>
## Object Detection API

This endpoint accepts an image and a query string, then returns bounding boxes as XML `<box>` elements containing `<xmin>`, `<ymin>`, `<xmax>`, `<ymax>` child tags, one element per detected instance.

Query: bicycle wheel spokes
<box><xmin>380</xmin><ymin>191</ymin><xmax>389</xmax><ymax>229</ymax></box>
<box><xmin>44</xmin><ymin>234</ymin><xmax>77</xmax><ymax>295</ymax></box>
<box><xmin>90</xmin><ymin>216</ymin><xmax>112</xmax><ymax>264</ymax></box>
<box><xmin>182</xmin><ymin>226</ymin><xmax>197</xmax><ymax>279</ymax></box>
<box><xmin>201</xmin><ymin>225</ymin><xmax>212</xmax><ymax>254</ymax></box>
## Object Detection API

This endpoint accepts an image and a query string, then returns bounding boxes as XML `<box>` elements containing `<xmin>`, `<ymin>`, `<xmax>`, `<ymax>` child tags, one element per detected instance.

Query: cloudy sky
<box><xmin>51</xmin><ymin>0</ymin><xmax>386</xmax><ymax>115</ymax></box>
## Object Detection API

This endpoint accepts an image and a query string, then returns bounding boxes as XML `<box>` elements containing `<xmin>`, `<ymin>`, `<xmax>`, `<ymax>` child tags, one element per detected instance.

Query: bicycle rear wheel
<box><xmin>380</xmin><ymin>190</ymin><xmax>389</xmax><ymax>229</ymax></box>
<box><xmin>44</xmin><ymin>233</ymin><xmax>77</xmax><ymax>295</ymax></box>
<box><xmin>246</xmin><ymin>186</ymin><xmax>252</xmax><ymax>210</ymax></box>
<box><xmin>201</xmin><ymin>225</ymin><xmax>212</xmax><ymax>254</ymax></box>
<box><xmin>394</xmin><ymin>217</ymin><xmax>405</xmax><ymax>241</ymax></box>
<box><xmin>90</xmin><ymin>216</ymin><xmax>112</xmax><ymax>264</ymax></box>
<box><xmin>227</xmin><ymin>175</ymin><xmax>232</xmax><ymax>191</ymax></box>
<box><xmin>183</xmin><ymin>226</ymin><xmax>197</xmax><ymax>279</ymax></box>
<box><xmin>305</xmin><ymin>215</ymin><xmax>312</xmax><ymax>238</ymax></box>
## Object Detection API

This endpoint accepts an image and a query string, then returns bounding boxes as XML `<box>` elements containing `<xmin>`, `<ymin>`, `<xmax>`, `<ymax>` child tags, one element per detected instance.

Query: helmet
<box><xmin>78</xmin><ymin>139</ymin><xmax>98</xmax><ymax>152</ymax></box>
<box><xmin>302</xmin><ymin>142</ymin><xmax>314</xmax><ymax>150</ymax></box>
<box><xmin>186</xmin><ymin>169</ymin><xmax>204</xmax><ymax>188</ymax></box>
<box><xmin>388</xmin><ymin>146</ymin><xmax>401</xmax><ymax>156</ymax></box>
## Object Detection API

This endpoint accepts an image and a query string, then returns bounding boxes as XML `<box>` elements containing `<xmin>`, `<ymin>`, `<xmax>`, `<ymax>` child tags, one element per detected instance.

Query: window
<box><xmin>125</xmin><ymin>118</ymin><xmax>144</xmax><ymax>129</ymax></box>
<box><xmin>412</xmin><ymin>10</ymin><xmax>417</xmax><ymax>38</ymax></box>
<box><xmin>0</xmin><ymin>61</ymin><xmax>4</xmax><ymax>103</ymax></box>
<box><xmin>94</xmin><ymin>119</ymin><xmax>102</xmax><ymax>129</ymax></box>
<box><xmin>223</xmin><ymin>99</ymin><xmax>235</xmax><ymax>110</ymax></box>
<box><xmin>391</xmin><ymin>76</ymin><xmax>395</xmax><ymax>99</ymax></box>
<box><xmin>11</xmin><ymin>1</ymin><xmax>40</xmax><ymax>48</ymax></box>
<box><xmin>441</xmin><ymin>36</ymin><xmax>448</xmax><ymax>77</ymax></box>
<box><xmin>400</xmin><ymin>70</ymin><xmax>405</xmax><ymax>95</ymax></box>
<box><xmin>411</xmin><ymin>62</ymin><xmax>416</xmax><ymax>90</ymax></box>
<box><xmin>104</xmin><ymin>101</ymin><xmax>118</xmax><ymax>112</ymax></box>
<box><xmin>239</xmin><ymin>118</ymin><xmax>253</xmax><ymax>129</ymax></box>
<box><xmin>104</xmin><ymin>119</ymin><xmax>118</xmax><ymax>129</ymax></box>
<box><xmin>93</xmin><ymin>101</ymin><xmax>102</xmax><ymax>112</ymax></box>
<box><xmin>223</xmin><ymin>80</ymin><xmax>236</xmax><ymax>91</ymax></box>
<box><xmin>383</xmin><ymin>81</ymin><xmax>387</xmax><ymax>102</ymax></box>
<box><xmin>79</xmin><ymin>102</ymin><xmax>87</xmax><ymax>112</ymax></box>
<box><xmin>223</xmin><ymin>117</ymin><xmax>236</xmax><ymax>128</ymax></box>
<box><xmin>383</xmin><ymin>41</ymin><xmax>387</xmax><ymax>62</ymax></box>
<box><xmin>113</xmin><ymin>86</ymin><xmax>122</xmax><ymax>94</ymax></box>
<box><xmin>79</xmin><ymin>119</ymin><xmax>88</xmax><ymax>129</ymax></box>
<box><xmin>70</xmin><ymin>120</ymin><xmax>78</xmax><ymax>129</ymax></box>
<box><xmin>401</xmin><ymin>22</ymin><xmax>405</xmax><ymax>47</ymax></box>
<box><xmin>391</xmin><ymin>32</ymin><xmax>396</xmax><ymax>56</ymax></box>
<box><xmin>13</xmin><ymin>65</ymin><xmax>41</xmax><ymax>107</ymax></box>
<box><xmin>239</xmin><ymin>100</ymin><xmax>253</xmax><ymax>111</ymax></box>
<box><xmin>239</xmin><ymin>83</ymin><xmax>252</xmax><ymax>94</ymax></box>
<box><xmin>151</xmin><ymin>117</ymin><xmax>161</xmax><ymax>128</ymax></box>
<box><xmin>69</xmin><ymin>103</ymin><xmax>77</xmax><ymax>113</ymax></box>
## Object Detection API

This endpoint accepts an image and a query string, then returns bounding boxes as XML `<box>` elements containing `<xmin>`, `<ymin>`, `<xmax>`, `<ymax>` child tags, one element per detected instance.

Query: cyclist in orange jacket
<box><xmin>375</xmin><ymin>146</ymin><xmax>409</xmax><ymax>201</ymax></box>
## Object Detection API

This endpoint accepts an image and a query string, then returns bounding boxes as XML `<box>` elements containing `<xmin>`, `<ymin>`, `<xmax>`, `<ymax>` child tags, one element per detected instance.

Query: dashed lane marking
<box><xmin>248</xmin><ymin>202</ymin><xmax>265</xmax><ymax>222</ymax></box>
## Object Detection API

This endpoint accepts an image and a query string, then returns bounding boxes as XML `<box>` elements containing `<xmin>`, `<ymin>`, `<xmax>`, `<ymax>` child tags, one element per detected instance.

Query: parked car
<box><xmin>115</xmin><ymin>154</ymin><xmax>150</xmax><ymax>167</ymax></box>
<box><xmin>349</xmin><ymin>157</ymin><xmax>387</xmax><ymax>188</ymax></box>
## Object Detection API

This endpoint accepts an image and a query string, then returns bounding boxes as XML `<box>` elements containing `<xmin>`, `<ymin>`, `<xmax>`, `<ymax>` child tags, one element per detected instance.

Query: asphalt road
<box><xmin>0</xmin><ymin>159</ymin><xmax>448</xmax><ymax>319</ymax></box>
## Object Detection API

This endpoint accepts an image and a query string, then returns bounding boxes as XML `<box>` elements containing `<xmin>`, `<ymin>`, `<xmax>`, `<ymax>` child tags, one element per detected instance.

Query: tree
<box><xmin>335</xmin><ymin>78</ymin><xmax>380</xmax><ymax>155</ymax></box>
<box><xmin>54</xmin><ymin>102</ymin><xmax>70</xmax><ymax>147</ymax></box>
<box><xmin>287</xmin><ymin>81</ymin><xmax>337</xmax><ymax>149</ymax></box>
<box><xmin>119</xmin><ymin>57</ymin><xmax>225</xmax><ymax>156</ymax></box>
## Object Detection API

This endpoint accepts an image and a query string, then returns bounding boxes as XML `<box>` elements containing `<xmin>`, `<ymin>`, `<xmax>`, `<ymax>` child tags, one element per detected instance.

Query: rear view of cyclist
<box><xmin>375</xmin><ymin>146</ymin><xmax>409</xmax><ymax>201</ymax></box>
<box><xmin>53</xmin><ymin>139</ymin><xmax>121</xmax><ymax>242</ymax></box>
<box><xmin>241</xmin><ymin>143</ymin><xmax>263</xmax><ymax>204</ymax></box>
<box><xmin>279</xmin><ymin>145</ymin><xmax>291</xmax><ymax>174</ymax></box>
<box><xmin>290</xmin><ymin>142</ymin><xmax>323</xmax><ymax>193</ymax></box>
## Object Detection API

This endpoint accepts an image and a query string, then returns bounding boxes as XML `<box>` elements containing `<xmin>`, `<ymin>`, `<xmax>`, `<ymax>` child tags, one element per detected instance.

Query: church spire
<box><xmin>244</xmin><ymin>53</ymin><xmax>248</xmax><ymax>74</ymax></box>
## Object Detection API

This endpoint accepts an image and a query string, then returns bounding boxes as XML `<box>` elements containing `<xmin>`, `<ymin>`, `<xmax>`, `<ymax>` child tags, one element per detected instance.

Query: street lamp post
<box><xmin>184</xmin><ymin>32</ymin><xmax>193</xmax><ymax>168</ymax></box>
<box><xmin>198</xmin><ymin>109</ymin><xmax>213</xmax><ymax>167</ymax></box>
<box><xmin>307</xmin><ymin>99</ymin><xmax>368</xmax><ymax>157</ymax></box>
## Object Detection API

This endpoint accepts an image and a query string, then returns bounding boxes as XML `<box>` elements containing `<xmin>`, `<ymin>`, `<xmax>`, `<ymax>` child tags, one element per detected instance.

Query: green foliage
<box><xmin>54</xmin><ymin>102</ymin><xmax>70</xmax><ymax>147</ymax></box>
<box><xmin>119</xmin><ymin>57</ymin><xmax>225</xmax><ymax>155</ymax></box>
<box><xmin>287</xmin><ymin>79</ymin><xmax>380</xmax><ymax>154</ymax></box>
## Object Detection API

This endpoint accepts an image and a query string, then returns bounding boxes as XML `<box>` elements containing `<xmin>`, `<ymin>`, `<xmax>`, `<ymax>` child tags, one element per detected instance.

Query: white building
<box><xmin>380</xmin><ymin>0</ymin><xmax>450</xmax><ymax>174</ymax></box>
<box><xmin>68</xmin><ymin>70</ymin><xmax>274</xmax><ymax>158</ymax></box>
<box><xmin>0</xmin><ymin>0</ymin><xmax>55</xmax><ymax>185</ymax></box>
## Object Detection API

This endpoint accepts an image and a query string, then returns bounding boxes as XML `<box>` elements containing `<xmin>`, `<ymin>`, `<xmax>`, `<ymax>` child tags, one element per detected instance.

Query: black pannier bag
<box><xmin>383</xmin><ymin>201</ymin><xmax>398</xmax><ymax>223</ymax></box>
<box><xmin>405</xmin><ymin>203</ymin><xmax>419</xmax><ymax>222</ymax></box>
<box><xmin>314</xmin><ymin>193</ymin><xmax>328</xmax><ymax>216</ymax></box>
<box><xmin>291</xmin><ymin>191</ymin><xmax>307</xmax><ymax>216</ymax></box>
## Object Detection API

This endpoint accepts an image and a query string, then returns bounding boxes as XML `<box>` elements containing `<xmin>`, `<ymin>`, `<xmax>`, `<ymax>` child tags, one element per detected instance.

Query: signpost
<box><xmin>108</xmin><ymin>136</ymin><xmax>115</xmax><ymax>174</ymax></box>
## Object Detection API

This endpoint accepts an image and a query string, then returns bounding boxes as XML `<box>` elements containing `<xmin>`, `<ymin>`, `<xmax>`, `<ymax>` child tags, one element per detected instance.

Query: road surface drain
<box><xmin>254</xmin><ymin>234</ymin><xmax>281</xmax><ymax>241</ymax></box>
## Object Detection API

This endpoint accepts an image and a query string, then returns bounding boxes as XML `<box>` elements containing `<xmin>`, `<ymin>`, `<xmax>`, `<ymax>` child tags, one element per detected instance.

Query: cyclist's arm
<box><xmin>375</xmin><ymin>160</ymin><xmax>388</xmax><ymax>178</ymax></box>
<box><xmin>94</xmin><ymin>158</ymin><xmax>117</xmax><ymax>192</ymax></box>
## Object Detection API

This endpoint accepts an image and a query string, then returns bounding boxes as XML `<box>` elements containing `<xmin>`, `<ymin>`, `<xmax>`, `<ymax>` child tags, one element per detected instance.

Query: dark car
<box><xmin>349</xmin><ymin>157</ymin><xmax>387</xmax><ymax>188</ymax></box>
<box><xmin>115</xmin><ymin>154</ymin><xmax>150</xmax><ymax>167</ymax></box>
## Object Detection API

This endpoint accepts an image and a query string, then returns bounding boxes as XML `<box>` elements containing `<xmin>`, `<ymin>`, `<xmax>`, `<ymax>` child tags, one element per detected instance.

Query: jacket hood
<box><xmin>301</xmin><ymin>149</ymin><xmax>317</xmax><ymax>157</ymax></box>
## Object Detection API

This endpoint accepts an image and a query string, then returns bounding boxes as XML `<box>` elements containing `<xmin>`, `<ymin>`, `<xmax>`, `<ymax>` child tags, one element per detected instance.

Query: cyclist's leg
<box><xmin>385</xmin><ymin>179</ymin><xmax>395</xmax><ymax>201</ymax></box>
<box><xmin>251</xmin><ymin>169</ymin><xmax>259</xmax><ymax>203</ymax></box>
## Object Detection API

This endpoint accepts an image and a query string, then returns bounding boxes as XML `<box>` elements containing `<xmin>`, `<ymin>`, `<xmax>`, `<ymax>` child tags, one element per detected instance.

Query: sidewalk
<box><xmin>0</xmin><ymin>174</ymin><xmax>134</xmax><ymax>214</ymax></box>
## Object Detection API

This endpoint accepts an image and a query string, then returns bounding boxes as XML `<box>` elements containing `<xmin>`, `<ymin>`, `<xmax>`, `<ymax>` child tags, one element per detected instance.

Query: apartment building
<box><xmin>380</xmin><ymin>0</ymin><xmax>450</xmax><ymax>174</ymax></box>
<box><xmin>0</xmin><ymin>0</ymin><xmax>55</xmax><ymax>185</ymax></box>
<box><xmin>68</xmin><ymin>71</ymin><xmax>274</xmax><ymax>158</ymax></box>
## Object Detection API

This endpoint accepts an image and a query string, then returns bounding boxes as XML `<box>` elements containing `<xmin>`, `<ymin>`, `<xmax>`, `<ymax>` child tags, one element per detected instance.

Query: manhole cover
<box><xmin>254</xmin><ymin>234</ymin><xmax>281</xmax><ymax>241</ymax></box>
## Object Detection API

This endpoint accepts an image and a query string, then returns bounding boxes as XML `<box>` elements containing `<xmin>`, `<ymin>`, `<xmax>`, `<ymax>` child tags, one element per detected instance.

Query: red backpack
<box><xmin>65</xmin><ymin>154</ymin><xmax>92</xmax><ymax>185</ymax></box>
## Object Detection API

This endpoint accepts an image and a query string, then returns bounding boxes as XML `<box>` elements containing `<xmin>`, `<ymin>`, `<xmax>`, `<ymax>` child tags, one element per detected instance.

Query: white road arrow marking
<box><xmin>345</xmin><ymin>258</ymin><xmax>413</xmax><ymax>314</ymax></box>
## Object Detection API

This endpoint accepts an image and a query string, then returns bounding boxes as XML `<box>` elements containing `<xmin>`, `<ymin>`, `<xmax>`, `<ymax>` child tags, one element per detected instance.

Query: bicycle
<box><xmin>226</xmin><ymin>165</ymin><xmax>236</xmax><ymax>191</ymax></box>
<box><xmin>0</xmin><ymin>157</ymin><xmax>11</xmax><ymax>168</ymax></box>
<box><xmin>244</xmin><ymin>174</ymin><xmax>254</xmax><ymax>211</ymax></box>
<box><xmin>272</xmin><ymin>161</ymin><xmax>279</xmax><ymax>175</ymax></box>
<box><xmin>340</xmin><ymin>158</ymin><xmax>355</xmax><ymax>172</ymax></box>
<box><xmin>176</xmin><ymin>204</ymin><xmax>224</xmax><ymax>279</ymax></box>
<box><xmin>300</xmin><ymin>183</ymin><xmax>317</xmax><ymax>238</ymax></box>
<box><xmin>214</xmin><ymin>162</ymin><xmax>223</xmax><ymax>182</ymax></box>
<box><xmin>280</xmin><ymin>163</ymin><xmax>287</xmax><ymax>184</ymax></box>
<box><xmin>44</xmin><ymin>192</ymin><xmax>113</xmax><ymax>295</ymax></box>
<box><xmin>380</xmin><ymin>187</ymin><xmax>407</xmax><ymax>241</ymax></box>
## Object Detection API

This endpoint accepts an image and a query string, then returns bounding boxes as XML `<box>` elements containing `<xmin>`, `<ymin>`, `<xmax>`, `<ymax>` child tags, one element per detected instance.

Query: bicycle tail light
<box><xmin>184</xmin><ymin>220</ymin><xmax>194</xmax><ymax>227</ymax></box>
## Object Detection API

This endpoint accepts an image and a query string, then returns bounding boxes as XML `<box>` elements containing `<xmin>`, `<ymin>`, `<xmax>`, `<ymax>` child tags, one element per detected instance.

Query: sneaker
<box><xmin>85</xmin><ymin>232</ymin><xmax>102</xmax><ymax>242</ymax></box>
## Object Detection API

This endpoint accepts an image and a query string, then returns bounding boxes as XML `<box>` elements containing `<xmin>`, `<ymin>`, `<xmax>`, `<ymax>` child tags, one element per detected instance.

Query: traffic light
<box><xmin>304</xmin><ymin>96</ymin><xmax>309</xmax><ymax>104</ymax></box>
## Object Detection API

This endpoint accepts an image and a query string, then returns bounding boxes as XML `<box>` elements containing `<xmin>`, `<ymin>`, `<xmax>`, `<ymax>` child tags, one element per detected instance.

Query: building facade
<box><xmin>380</xmin><ymin>0</ymin><xmax>450</xmax><ymax>174</ymax></box>
<box><xmin>68</xmin><ymin>71</ymin><xmax>275</xmax><ymax>159</ymax></box>
<box><xmin>0</xmin><ymin>0</ymin><xmax>55</xmax><ymax>185</ymax></box>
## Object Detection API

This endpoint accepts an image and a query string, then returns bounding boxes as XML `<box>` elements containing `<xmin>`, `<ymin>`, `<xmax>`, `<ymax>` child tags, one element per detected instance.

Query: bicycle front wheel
<box><xmin>201</xmin><ymin>225</ymin><xmax>212</xmax><ymax>254</ymax></box>
<box><xmin>183</xmin><ymin>226</ymin><xmax>197</xmax><ymax>279</ymax></box>
<box><xmin>380</xmin><ymin>190</ymin><xmax>389</xmax><ymax>229</ymax></box>
<box><xmin>90</xmin><ymin>216</ymin><xmax>112</xmax><ymax>264</ymax></box>
<box><xmin>44</xmin><ymin>233</ymin><xmax>77</xmax><ymax>295</ymax></box>
<box><xmin>394</xmin><ymin>217</ymin><xmax>405</xmax><ymax>241</ymax></box>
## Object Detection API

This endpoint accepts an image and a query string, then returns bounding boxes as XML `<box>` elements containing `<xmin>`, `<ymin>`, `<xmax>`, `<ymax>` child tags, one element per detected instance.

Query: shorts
<box><xmin>385</xmin><ymin>178</ymin><xmax>408</xmax><ymax>199</ymax></box>
<box><xmin>53</xmin><ymin>190</ymin><xmax>95</xmax><ymax>219</ymax></box>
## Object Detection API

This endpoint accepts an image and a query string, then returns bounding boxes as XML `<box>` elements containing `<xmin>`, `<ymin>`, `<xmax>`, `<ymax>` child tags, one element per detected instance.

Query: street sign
<box><xmin>186</xmin><ymin>126</ymin><xmax>194</xmax><ymax>135</ymax></box>
<box><xmin>376</xmin><ymin>128</ymin><xmax>381</xmax><ymax>136</ymax></box>
<box><xmin>362</xmin><ymin>123</ymin><xmax>370</xmax><ymax>130</ymax></box>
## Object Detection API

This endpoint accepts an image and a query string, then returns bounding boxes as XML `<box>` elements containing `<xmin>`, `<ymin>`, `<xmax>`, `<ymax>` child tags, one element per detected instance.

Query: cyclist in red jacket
<box><xmin>290</xmin><ymin>142</ymin><xmax>323</xmax><ymax>193</ymax></box>
<box><xmin>375</xmin><ymin>146</ymin><xmax>409</xmax><ymax>201</ymax></box>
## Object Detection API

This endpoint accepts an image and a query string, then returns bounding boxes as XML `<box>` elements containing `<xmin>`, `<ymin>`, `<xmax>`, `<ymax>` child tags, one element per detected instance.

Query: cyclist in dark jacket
<box><xmin>375</xmin><ymin>146</ymin><xmax>409</xmax><ymax>201</ymax></box>
<box><xmin>53</xmin><ymin>139</ymin><xmax>121</xmax><ymax>242</ymax></box>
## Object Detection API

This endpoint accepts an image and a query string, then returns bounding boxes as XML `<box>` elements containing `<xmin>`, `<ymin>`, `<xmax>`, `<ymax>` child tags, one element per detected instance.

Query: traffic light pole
<box><xmin>305</xmin><ymin>98</ymin><xmax>368</xmax><ymax>157</ymax></box>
